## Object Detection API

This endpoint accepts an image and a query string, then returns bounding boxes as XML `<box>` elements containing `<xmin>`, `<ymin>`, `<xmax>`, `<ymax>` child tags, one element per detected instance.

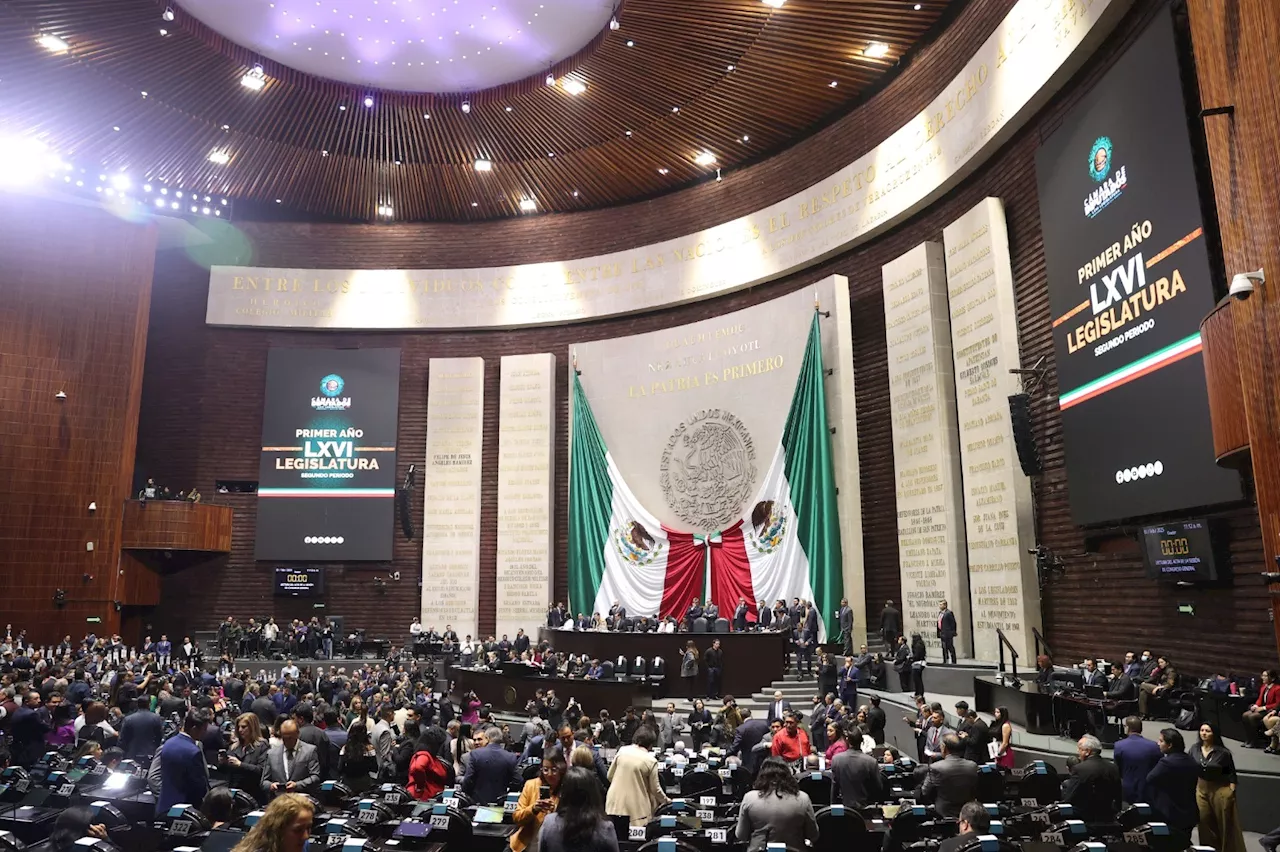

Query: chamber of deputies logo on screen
<box><xmin>312</xmin><ymin>373</ymin><xmax>352</xmax><ymax>410</ymax></box>
<box><xmin>1084</xmin><ymin>136</ymin><xmax>1127</xmax><ymax>218</ymax></box>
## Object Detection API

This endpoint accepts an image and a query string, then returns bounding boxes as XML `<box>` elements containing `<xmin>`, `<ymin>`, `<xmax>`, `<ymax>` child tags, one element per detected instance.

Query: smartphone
<box><xmin>218</xmin><ymin>749</ymin><xmax>227</xmax><ymax>763</ymax></box>
<box><xmin>539</xmin><ymin>784</ymin><xmax>551</xmax><ymax>800</ymax></box>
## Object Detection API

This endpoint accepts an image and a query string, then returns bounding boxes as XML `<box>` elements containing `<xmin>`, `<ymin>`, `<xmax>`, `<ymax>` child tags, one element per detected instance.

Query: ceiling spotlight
<box><xmin>240</xmin><ymin>64</ymin><xmax>266</xmax><ymax>91</ymax></box>
<box><xmin>625</xmin><ymin>130</ymin><xmax>632</xmax><ymax>137</ymax></box>
<box><xmin>519</xmin><ymin>198</ymin><xmax>537</xmax><ymax>212</ymax></box>
<box><xmin>716</xmin><ymin>168</ymin><xmax>723</xmax><ymax>182</ymax></box>
<box><xmin>377</xmin><ymin>204</ymin><xmax>393</xmax><ymax>217</ymax></box>
<box><xmin>214</xmin><ymin>209</ymin><xmax>221</xmax><ymax>216</ymax></box>
<box><xmin>726</xmin><ymin>64</ymin><xmax>735</xmax><ymax>72</ymax></box>
<box><xmin>864</xmin><ymin>41</ymin><xmax>890</xmax><ymax>58</ymax></box>
<box><xmin>545</xmin><ymin>73</ymin><xmax>556</xmax><ymax>87</ymax></box>
<box><xmin>609</xmin><ymin>16</ymin><xmax>619</xmax><ymax>30</ymax></box>
<box><xmin>275</xmin><ymin>199</ymin><xmax>282</xmax><ymax>203</ymax></box>
<box><xmin>363</xmin><ymin>96</ymin><xmax>374</xmax><ymax>107</ymax></box>
<box><xmin>740</xmin><ymin>135</ymin><xmax>750</xmax><ymax>143</ymax></box>
<box><xmin>221</xmin><ymin>198</ymin><xmax>228</xmax><ymax>205</ymax></box>
<box><xmin>140</xmin><ymin>91</ymin><xmax>148</xmax><ymax>98</ymax></box>
<box><xmin>694</xmin><ymin>150</ymin><xmax>716</xmax><ymax>166</ymax></box>
<box><xmin>112</xmin><ymin>125</ymin><xmax>120</xmax><ymax>131</ymax></box>
<box><xmin>338</xmin><ymin>104</ymin><xmax>347</xmax><ymax>111</ymax></box>
<box><xmin>175</xmin><ymin>190</ymin><xmax>183</xmax><ymax>198</ymax></box>
<box><xmin>423</xmin><ymin>113</ymin><xmax>431</xmax><ymax>119</ymax></box>
<box><xmin>657</xmin><ymin>167</ymin><xmax>669</xmax><ymax>175</ymax></box>
<box><xmin>155</xmin><ymin>197</ymin><xmax>165</xmax><ymax>207</ymax></box>
<box><xmin>208</xmin><ymin>150</ymin><xmax>230</xmax><ymax>165</ymax></box>
<box><xmin>0</xmin><ymin>136</ymin><xmax>57</xmax><ymax>187</ymax></box>
<box><xmin>142</xmin><ymin>183</ymin><xmax>152</xmax><ymax>192</ymax></box>
<box><xmin>828</xmin><ymin>80</ymin><xmax>838</xmax><ymax>88</ymax></box>
<box><xmin>110</xmin><ymin>173</ymin><xmax>131</xmax><ymax>191</ymax></box>
<box><xmin>671</xmin><ymin>106</ymin><xmax>679</xmax><ymax>113</ymax></box>
<box><xmin>37</xmin><ymin>34</ymin><xmax>70</xmax><ymax>53</ymax></box>
<box><xmin>471</xmin><ymin>201</ymin><xmax>479</xmax><ymax>207</ymax></box>
<box><xmin>562</xmin><ymin>78</ymin><xmax>587</xmax><ymax>95</ymax></box>
<box><xmin>762</xmin><ymin>0</ymin><xmax>785</xmax><ymax>7</ymax></box>
<box><xmin>159</xmin><ymin>28</ymin><xmax>168</xmax><ymax>35</ymax></box>
<box><xmin>914</xmin><ymin>2</ymin><xmax>922</xmax><ymax>8</ymax></box>
<box><xmin>625</xmin><ymin>39</ymin><xmax>634</xmax><ymax>47</ymax></box>
<box><xmin>162</xmin><ymin>6</ymin><xmax>175</xmax><ymax>21</ymax></box>
<box><xmin>474</xmin><ymin>158</ymin><xmax>492</xmax><ymax>172</ymax></box>
<box><xmin>547</xmin><ymin>152</ymin><xmax>555</xmax><ymax>158</ymax></box>
<box><xmin>461</xmin><ymin>100</ymin><xmax>471</xmax><ymax>113</ymax></box>
<box><xmin>572</xmin><ymin>190</ymin><xmax>580</xmax><ymax>197</ymax></box>
<box><xmin>321</xmin><ymin>149</ymin><xmax>329</xmax><ymax>157</ymax></box>
<box><xmin>160</xmin><ymin>188</ymin><xmax>167</xmax><ymax>194</ymax></box>
<box><xmin>504</xmin><ymin>106</ymin><xmax>513</xmax><ymax>112</ymax></box>
<box><xmin>202</xmin><ymin>207</ymin><xmax>210</xmax><ymax>214</ymax></box>
<box><xmin>190</xmin><ymin>205</ymin><xmax>197</xmax><ymax>212</ymax></box>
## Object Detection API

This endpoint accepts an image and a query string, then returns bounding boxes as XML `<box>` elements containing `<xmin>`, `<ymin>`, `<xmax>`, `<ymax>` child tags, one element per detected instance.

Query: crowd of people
<box><xmin>137</xmin><ymin>477</ymin><xmax>202</xmax><ymax>503</ymax></box>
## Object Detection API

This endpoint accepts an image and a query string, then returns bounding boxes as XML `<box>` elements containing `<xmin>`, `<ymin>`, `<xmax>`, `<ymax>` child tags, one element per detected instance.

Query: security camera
<box><xmin>55</xmin><ymin>390</ymin><xmax>67</xmax><ymax>400</ymax></box>
<box><xmin>1229</xmin><ymin>268</ymin><xmax>1265</xmax><ymax>301</ymax></box>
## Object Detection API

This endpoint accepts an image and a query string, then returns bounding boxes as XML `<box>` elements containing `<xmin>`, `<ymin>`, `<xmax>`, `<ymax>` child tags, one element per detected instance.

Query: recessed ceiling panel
<box><xmin>175</xmin><ymin>0</ymin><xmax>615</xmax><ymax>92</ymax></box>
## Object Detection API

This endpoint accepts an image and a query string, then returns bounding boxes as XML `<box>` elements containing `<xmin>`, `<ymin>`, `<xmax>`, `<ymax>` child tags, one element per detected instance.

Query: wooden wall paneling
<box><xmin>121</xmin><ymin>501</ymin><xmax>234</xmax><ymax>551</ymax></box>
<box><xmin>133</xmin><ymin>0</ymin><xmax>1277</xmax><ymax>674</ymax></box>
<box><xmin>1199</xmin><ymin>301</ymin><xmax>1250</xmax><ymax>463</ymax></box>
<box><xmin>1188</xmin><ymin>0</ymin><xmax>1280</xmax><ymax>660</ymax></box>
<box><xmin>0</xmin><ymin>196</ymin><xmax>156</xmax><ymax>643</ymax></box>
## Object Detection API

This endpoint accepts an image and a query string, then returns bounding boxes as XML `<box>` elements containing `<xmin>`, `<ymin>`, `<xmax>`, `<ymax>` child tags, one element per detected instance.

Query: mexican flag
<box><xmin>567</xmin><ymin>374</ymin><xmax>705</xmax><ymax>621</ymax></box>
<box><xmin>710</xmin><ymin>313</ymin><xmax>844</xmax><ymax>641</ymax></box>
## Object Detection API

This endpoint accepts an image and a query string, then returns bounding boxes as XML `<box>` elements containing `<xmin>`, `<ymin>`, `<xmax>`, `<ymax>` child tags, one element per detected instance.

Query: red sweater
<box><xmin>407</xmin><ymin>750</ymin><xmax>448</xmax><ymax>801</ymax></box>
<box><xmin>1256</xmin><ymin>683</ymin><xmax>1280</xmax><ymax>710</ymax></box>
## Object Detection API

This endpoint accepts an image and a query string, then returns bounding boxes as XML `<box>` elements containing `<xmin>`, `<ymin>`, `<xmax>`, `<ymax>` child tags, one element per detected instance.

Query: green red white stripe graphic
<box><xmin>1058</xmin><ymin>332</ymin><xmax>1202</xmax><ymax>411</ymax></box>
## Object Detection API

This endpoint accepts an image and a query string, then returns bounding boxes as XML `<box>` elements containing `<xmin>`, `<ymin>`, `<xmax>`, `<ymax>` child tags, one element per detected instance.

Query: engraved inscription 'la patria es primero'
<box><xmin>660</xmin><ymin>409</ymin><xmax>757</xmax><ymax>530</ymax></box>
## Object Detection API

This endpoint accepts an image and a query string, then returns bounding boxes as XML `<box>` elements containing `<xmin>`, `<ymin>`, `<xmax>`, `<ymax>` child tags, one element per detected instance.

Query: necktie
<box><xmin>284</xmin><ymin>747</ymin><xmax>293</xmax><ymax>779</ymax></box>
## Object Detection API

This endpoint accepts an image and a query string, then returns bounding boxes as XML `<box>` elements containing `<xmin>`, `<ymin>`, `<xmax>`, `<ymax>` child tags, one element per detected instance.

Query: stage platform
<box><xmin>921</xmin><ymin>658</ymin><xmax>999</xmax><ymax>696</ymax></box>
<box><xmin>860</xmin><ymin>678</ymin><xmax>1280</xmax><ymax>835</ymax></box>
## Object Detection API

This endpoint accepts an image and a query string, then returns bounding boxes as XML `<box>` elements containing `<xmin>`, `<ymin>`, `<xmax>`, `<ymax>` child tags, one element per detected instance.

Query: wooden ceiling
<box><xmin>0</xmin><ymin>0</ymin><xmax>958</xmax><ymax>222</ymax></box>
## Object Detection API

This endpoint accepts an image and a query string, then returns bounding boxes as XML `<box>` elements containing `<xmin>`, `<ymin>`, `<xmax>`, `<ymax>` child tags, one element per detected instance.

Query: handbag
<box><xmin>746</xmin><ymin>824</ymin><xmax>773</xmax><ymax>852</ymax></box>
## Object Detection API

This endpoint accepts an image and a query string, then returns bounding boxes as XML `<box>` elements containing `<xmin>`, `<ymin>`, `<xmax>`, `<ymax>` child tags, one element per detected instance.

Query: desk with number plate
<box><xmin>537</xmin><ymin>627</ymin><xmax>788</xmax><ymax>698</ymax></box>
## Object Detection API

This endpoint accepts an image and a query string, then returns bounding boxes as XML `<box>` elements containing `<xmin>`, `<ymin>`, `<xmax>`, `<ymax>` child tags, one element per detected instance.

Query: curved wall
<box><xmin>139</xmin><ymin>0</ymin><xmax>1272</xmax><ymax>674</ymax></box>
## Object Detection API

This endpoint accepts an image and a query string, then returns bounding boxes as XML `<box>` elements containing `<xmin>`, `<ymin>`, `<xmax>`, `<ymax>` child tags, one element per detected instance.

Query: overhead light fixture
<box><xmin>716</xmin><ymin>168</ymin><xmax>723</xmax><ymax>182</ymax></box>
<box><xmin>473</xmin><ymin>158</ymin><xmax>492</xmax><ymax>172</ymax></box>
<box><xmin>562</xmin><ymin>78</ymin><xmax>587</xmax><ymax>95</ymax></box>
<box><xmin>423</xmin><ymin>113</ymin><xmax>431</xmax><ymax>119</ymax></box>
<box><xmin>625</xmin><ymin>39</ymin><xmax>634</xmax><ymax>47</ymax></box>
<box><xmin>609</xmin><ymin>16</ymin><xmax>619</xmax><ymax>30</ymax></box>
<box><xmin>208</xmin><ymin>150</ymin><xmax>230</xmax><ymax>164</ymax></box>
<box><xmin>338</xmin><ymin>104</ymin><xmax>347</xmax><ymax>111</ymax></box>
<box><xmin>159</xmin><ymin>28</ymin><xmax>168</xmax><ymax>36</ymax></box>
<box><xmin>828</xmin><ymin>80</ymin><xmax>838</xmax><ymax>88</ymax></box>
<box><xmin>471</xmin><ymin>201</ymin><xmax>479</xmax><ymax>207</ymax></box>
<box><xmin>154</xmin><ymin>197</ymin><xmax>165</xmax><ymax>207</ymax></box>
<box><xmin>109</xmin><ymin>173</ymin><xmax>131</xmax><ymax>191</ymax></box>
<box><xmin>625</xmin><ymin>130</ymin><xmax>633</xmax><ymax>137</ymax></box>
<box><xmin>864</xmin><ymin>41</ymin><xmax>890</xmax><ymax>58</ymax></box>
<box><xmin>505</xmin><ymin>106</ymin><xmax>513</xmax><ymax>112</ymax></box>
<box><xmin>694</xmin><ymin>150</ymin><xmax>716</xmax><ymax>166</ymax></box>
<box><xmin>914</xmin><ymin>3</ymin><xmax>922</xmax><ymax>8</ymax></box>
<box><xmin>671</xmin><ymin>106</ymin><xmax>680</xmax><ymax>113</ymax></box>
<box><xmin>37</xmin><ymin>34</ymin><xmax>70</xmax><ymax>54</ymax></box>
<box><xmin>162</xmin><ymin>6</ymin><xmax>175</xmax><ymax>21</ymax></box>
<box><xmin>740</xmin><ymin>135</ymin><xmax>750</xmax><ymax>143</ymax></box>
<box><xmin>363</xmin><ymin>96</ymin><xmax>374</xmax><ymax>107</ymax></box>
<box><xmin>726</xmin><ymin>64</ymin><xmax>735</xmax><ymax>72</ymax></box>
<box><xmin>240</xmin><ymin>65</ymin><xmax>266</xmax><ymax>91</ymax></box>
<box><xmin>461</xmin><ymin>100</ymin><xmax>471</xmax><ymax>113</ymax></box>
<box><xmin>545</xmin><ymin>73</ymin><xmax>556</xmax><ymax>87</ymax></box>
<box><xmin>572</xmin><ymin>190</ymin><xmax>580</xmax><ymax>197</ymax></box>
<box><xmin>657</xmin><ymin>167</ymin><xmax>669</xmax><ymax>175</ymax></box>
<box><xmin>762</xmin><ymin>0</ymin><xmax>785</xmax><ymax>7</ymax></box>
<box><xmin>0</xmin><ymin>136</ymin><xmax>57</xmax><ymax>187</ymax></box>
<box><xmin>143</xmin><ymin>183</ymin><xmax>152</xmax><ymax>192</ymax></box>
<box><xmin>377</xmin><ymin>204</ymin><xmax>393</xmax><ymax>217</ymax></box>
<box><xmin>547</xmin><ymin>152</ymin><xmax>555</xmax><ymax>158</ymax></box>
<box><xmin>519</xmin><ymin>198</ymin><xmax>536</xmax><ymax>212</ymax></box>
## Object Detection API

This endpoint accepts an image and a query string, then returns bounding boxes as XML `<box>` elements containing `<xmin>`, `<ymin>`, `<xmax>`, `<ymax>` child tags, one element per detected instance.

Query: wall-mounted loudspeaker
<box><xmin>1008</xmin><ymin>393</ymin><xmax>1042</xmax><ymax>476</ymax></box>
<box><xmin>398</xmin><ymin>488</ymin><xmax>414</xmax><ymax>540</ymax></box>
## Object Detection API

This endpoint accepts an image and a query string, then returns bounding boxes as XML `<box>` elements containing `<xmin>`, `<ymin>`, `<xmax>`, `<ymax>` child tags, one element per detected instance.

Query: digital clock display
<box><xmin>1140</xmin><ymin>519</ymin><xmax>1219</xmax><ymax>581</ymax></box>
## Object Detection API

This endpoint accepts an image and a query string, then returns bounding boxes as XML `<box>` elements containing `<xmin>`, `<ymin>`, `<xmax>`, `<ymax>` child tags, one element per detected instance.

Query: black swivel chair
<box><xmin>797</xmin><ymin>770</ymin><xmax>833</xmax><ymax>807</ymax></box>
<box><xmin>813</xmin><ymin>804</ymin><xmax>874</xmax><ymax>852</ymax></box>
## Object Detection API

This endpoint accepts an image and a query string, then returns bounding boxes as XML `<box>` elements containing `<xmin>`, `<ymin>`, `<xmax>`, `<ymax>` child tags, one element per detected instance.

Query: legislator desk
<box><xmin>974</xmin><ymin>675</ymin><xmax>1056</xmax><ymax>735</ymax></box>
<box><xmin>450</xmin><ymin>665</ymin><xmax>644</xmax><ymax>718</ymax></box>
<box><xmin>537</xmin><ymin>627</ymin><xmax>787</xmax><ymax>698</ymax></box>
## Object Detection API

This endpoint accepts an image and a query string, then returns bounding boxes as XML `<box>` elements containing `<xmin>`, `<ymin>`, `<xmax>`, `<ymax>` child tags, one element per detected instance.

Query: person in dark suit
<box><xmin>727</xmin><ymin>708</ymin><xmax>766</xmax><ymax>763</ymax></box>
<box><xmin>880</xmin><ymin>601</ymin><xmax>902</xmax><ymax>650</ymax></box>
<box><xmin>940</xmin><ymin>801</ymin><xmax>992</xmax><ymax>852</ymax></box>
<box><xmin>757</xmin><ymin>600</ymin><xmax>771</xmax><ymax>631</ymax></box>
<box><xmin>802</xmin><ymin>602</ymin><xmax>819</xmax><ymax>638</ymax></box>
<box><xmin>118</xmin><ymin>699</ymin><xmax>164</xmax><ymax>762</ymax></box>
<box><xmin>293</xmin><ymin>703</ymin><xmax>332</xmax><ymax>781</ymax></box>
<box><xmin>1145</xmin><ymin>728</ymin><xmax>1199</xmax><ymax>845</ymax></box>
<box><xmin>734</xmin><ymin>598</ymin><xmax>750</xmax><ymax>633</ymax></box>
<box><xmin>1112</xmin><ymin>715</ymin><xmax>1162</xmax><ymax>803</ymax></box>
<box><xmin>10</xmin><ymin>691</ymin><xmax>50</xmax><ymax>766</ymax></box>
<box><xmin>685</xmin><ymin>599</ymin><xmax>703</xmax><ymax>632</ymax></box>
<box><xmin>937</xmin><ymin>600</ymin><xmax>958</xmax><ymax>664</ymax></box>
<box><xmin>837</xmin><ymin>599</ymin><xmax>854</xmax><ymax>655</ymax></box>
<box><xmin>916</xmin><ymin>734</ymin><xmax>979</xmax><ymax>818</ymax></box>
<box><xmin>955</xmin><ymin>706</ymin><xmax>990</xmax><ymax>764</ymax></box>
<box><xmin>461</xmin><ymin>726</ymin><xmax>521</xmax><ymax>804</ymax></box>
<box><xmin>155</xmin><ymin>709</ymin><xmax>212</xmax><ymax>815</ymax></box>
<box><xmin>766</xmin><ymin>691</ymin><xmax>793</xmax><ymax>725</ymax></box>
<box><xmin>1106</xmin><ymin>662</ymin><xmax>1136</xmax><ymax>701</ymax></box>
<box><xmin>865</xmin><ymin>696</ymin><xmax>887</xmax><ymax>745</ymax></box>
<box><xmin>1061</xmin><ymin>734</ymin><xmax>1122</xmax><ymax>822</ymax></box>
<box><xmin>831</xmin><ymin>727</ymin><xmax>884</xmax><ymax>807</ymax></box>
<box><xmin>261</xmin><ymin>720</ymin><xmax>321</xmax><ymax>797</ymax></box>
<box><xmin>1081</xmin><ymin>659</ymin><xmax>1108</xmax><ymax>689</ymax></box>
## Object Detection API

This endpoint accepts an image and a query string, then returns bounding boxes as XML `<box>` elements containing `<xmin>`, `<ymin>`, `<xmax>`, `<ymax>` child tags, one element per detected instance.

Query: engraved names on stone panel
<box><xmin>495</xmin><ymin>353</ymin><xmax>556</xmax><ymax>641</ymax></box>
<box><xmin>943</xmin><ymin>198</ymin><xmax>1042</xmax><ymax>662</ymax></box>
<box><xmin>420</xmin><ymin>358</ymin><xmax>484</xmax><ymax>639</ymax></box>
<box><xmin>883</xmin><ymin>243</ymin><xmax>971</xmax><ymax>659</ymax></box>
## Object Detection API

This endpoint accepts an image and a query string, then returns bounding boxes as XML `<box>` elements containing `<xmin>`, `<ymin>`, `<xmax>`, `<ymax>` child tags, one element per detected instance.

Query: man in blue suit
<box><xmin>461</xmin><ymin>726</ymin><xmax>520</xmax><ymax>804</ymax></box>
<box><xmin>154</xmin><ymin>709</ymin><xmax>212</xmax><ymax>815</ymax></box>
<box><xmin>272</xmin><ymin>685</ymin><xmax>298</xmax><ymax>718</ymax></box>
<box><xmin>1145</xmin><ymin>728</ymin><xmax>1198</xmax><ymax>846</ymax></box>
<box><xmin>1112</xmin><ymin>715</ymin><xmax>1162</xmax><ymax>804</ymax></box>
<box><xmin>119</xmin><ymin>698</ymin><xmax>165</xmax><ymax>762</ymax></box>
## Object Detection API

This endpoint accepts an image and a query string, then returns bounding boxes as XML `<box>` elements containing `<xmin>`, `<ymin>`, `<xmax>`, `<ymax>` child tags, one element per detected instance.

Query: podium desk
<box><xmin>449</xmin><ymin>666</ymin><xmax>646</xmax><ymax>718</ymax></box>
<box><xmin>537</xmin><ymin>627</ymin><xmax>788</xmax><ymax>699</ymax></box>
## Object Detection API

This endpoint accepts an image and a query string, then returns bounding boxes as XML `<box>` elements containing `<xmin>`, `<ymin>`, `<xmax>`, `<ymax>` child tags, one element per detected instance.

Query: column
<box><xmin>494</xmin><ymin>353</ymin><xmax>556</xmax><ymax>642</ymax></box>
<box><xmin>883</xmin><ymin>243</ymin><xmax>971</xmax><ymax>660</ymax></box>
<box><xmin>943</xmin><ymin>198</ymin><xmax>1041</xmax><ymax>662</ymax></box>
<box><xmin>421</xmin><ymin>357</ymin><xmax>484</xmax><ymax>639</ymax></box>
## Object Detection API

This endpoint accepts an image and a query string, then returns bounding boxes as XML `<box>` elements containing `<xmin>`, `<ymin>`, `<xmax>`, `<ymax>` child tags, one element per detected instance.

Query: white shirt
<box><xmin>263</xmin><ymin>623</ymin><xmax>279</xmax><ymax>640</ymax></box>
<box><xmin>282</xmin><ymin>665</ymin><xmax>299</xmax><ymax>679</ymax></box>
<box><xmin>409</xmin><ymin>622</ymin><xmax>423</xmax><ymax>635</ymax></box>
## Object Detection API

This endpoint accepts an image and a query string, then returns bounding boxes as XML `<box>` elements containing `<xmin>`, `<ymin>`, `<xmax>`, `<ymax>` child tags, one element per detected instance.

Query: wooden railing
<box><xmin>121</xmin><ymin>500</ymin><xmax>233</xmax><ymax>552</ymax></box>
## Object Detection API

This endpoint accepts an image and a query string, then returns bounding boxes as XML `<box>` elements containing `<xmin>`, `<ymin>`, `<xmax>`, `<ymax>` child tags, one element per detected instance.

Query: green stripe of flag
<box><xmin>1059</xmin><ymin>332</ymin><xmax>1201</xmax><ymax>405</ymax></box>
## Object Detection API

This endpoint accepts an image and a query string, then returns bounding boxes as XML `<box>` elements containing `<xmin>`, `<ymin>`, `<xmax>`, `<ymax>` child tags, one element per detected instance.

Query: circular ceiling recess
<box><xmin>174</xmin><ymin>0</ymin><xmax>616</xmax><ymax>92</ymax></box>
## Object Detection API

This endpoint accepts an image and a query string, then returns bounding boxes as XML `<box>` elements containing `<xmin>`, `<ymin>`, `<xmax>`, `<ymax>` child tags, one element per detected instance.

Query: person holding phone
<box><xmin>539</xmin><ymin>766</ymin><xmax>620</xmax><ymax>852</ymax></box>
<box><xmin>511</xmin><ymin>747</ymin><xmax>567</xmax><ymax>852</ymax></box>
